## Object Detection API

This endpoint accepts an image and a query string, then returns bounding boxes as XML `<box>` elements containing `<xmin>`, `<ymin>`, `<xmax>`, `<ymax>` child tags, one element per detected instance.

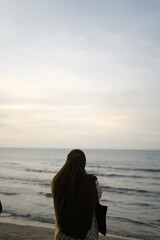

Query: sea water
<box><xmin>0</xmin><ymin>148</ymin><xmax>160</xmax><ymax>240</ymax></box>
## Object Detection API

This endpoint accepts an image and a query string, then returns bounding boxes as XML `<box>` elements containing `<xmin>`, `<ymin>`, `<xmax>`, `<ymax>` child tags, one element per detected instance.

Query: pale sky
<box><xmin>0</xmin><ymin>0</ymin><xmax>160</xmax><ymax>149</ymax></box>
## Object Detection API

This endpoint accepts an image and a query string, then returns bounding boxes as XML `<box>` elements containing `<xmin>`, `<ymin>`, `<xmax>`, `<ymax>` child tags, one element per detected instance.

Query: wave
<box><xmin>89</xmin><ymin>165</ymin><xmax>160</xmax><ymax>172</ymax></box>
<box><xmin>25</xmin><ymin>168</ymin><xmax>53</xmax><ymax>173</ymax></box>
<box><xmin>133</xmin><ymin>202</ymin><xmax>152</xmax><ymax>207</ymax></box>
<box><xmin>0</xmin><ymin>175</ymin><xmax>51</xmax><ymax>186</ymax></box>
<box><xmin>1</xmin><ymin>162</ymin><xmax>20</xmax><ymax>166</ymax></box>
<box><xmin>108</xmin><ymin>167</ymin><xmax>160</xmax><ymax>172</ymax></box>
<box><xmin>89</xmin><ymin>172</ymin><xmax>160</xmax><ymax>180</ymax></box>
<box><xmin>2</xmin><ymin>210</ymin><xmax>54</xmax><ymax>224</ymax></box>
<box><xmin>0</xmin><ymin>192</ymin><xmax>19</xmax><ymax>196</ymax></box>
<box><xmin>127</xmin><ymin>202</ymin><xmax>159</xmax><ymax>209</ymax></box>
<box><xmin>109</xmin><ymin>216</ymin><xmax>151</xmax><ymax>227</ymax></box>
<box><xmin>106</xmin><ymin>173</ymin><xmax>144</xmax><ymax>178</ymax></box>
<box><xmin>107</xmin><ymin>173</ymin><xmax>160</xmax><ymax>180</ymax></box>
<box><xmin>39</xmin><ymin>192</ymin><xmax>52</xmax><ymax>198</ymax></box>
<box><xmin>102</xmin><ymin>186</ymin><xmax>160</xmax><ymax>195</ymax></box>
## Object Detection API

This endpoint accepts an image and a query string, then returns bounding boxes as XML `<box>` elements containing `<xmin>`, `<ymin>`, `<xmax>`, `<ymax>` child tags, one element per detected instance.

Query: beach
<box><xmin>0</xmin><ymin>222</ymin><xmax>141</xmax><ymax>240</ymax></box>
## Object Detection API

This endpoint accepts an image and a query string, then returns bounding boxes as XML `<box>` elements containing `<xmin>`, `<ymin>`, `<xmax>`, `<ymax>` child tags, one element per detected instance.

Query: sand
<box><xmin>0</xmin><ymin>222</ymin><xmax>141</xmax><ymax>240</ymax></box>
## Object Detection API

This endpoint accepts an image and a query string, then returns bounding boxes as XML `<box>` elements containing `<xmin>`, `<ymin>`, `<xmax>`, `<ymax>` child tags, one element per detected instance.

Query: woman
<box><xmin>51</xmin><ymin>149</ymin><xmax>102</xmax><ymax>240</ymax></box>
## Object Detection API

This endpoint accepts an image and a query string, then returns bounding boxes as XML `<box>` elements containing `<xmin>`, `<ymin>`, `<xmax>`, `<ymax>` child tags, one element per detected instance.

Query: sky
<box><xmin>0</xmin><ymin>0</ymin><xmax>160</xmax><ymax>149</ymax></box>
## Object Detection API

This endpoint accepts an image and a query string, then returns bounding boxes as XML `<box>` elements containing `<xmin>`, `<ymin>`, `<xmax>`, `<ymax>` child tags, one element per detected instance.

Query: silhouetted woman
<box><xmin>51</xmin><ymin>149</ymin><xmax>102</xmax><ymax>240</ymax></box>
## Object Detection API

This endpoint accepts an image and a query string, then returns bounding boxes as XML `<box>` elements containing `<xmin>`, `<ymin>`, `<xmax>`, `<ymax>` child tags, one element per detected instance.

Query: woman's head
<box><xmin>67</xmin><ymin>149</ymin><xmax>86</xmax><ymax>170</ymax></box>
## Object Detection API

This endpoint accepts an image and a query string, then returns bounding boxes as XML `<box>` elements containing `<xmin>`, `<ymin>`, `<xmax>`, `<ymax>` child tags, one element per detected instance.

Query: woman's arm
<box><xmin>95</xmin><ymin>179</ymin><xmax>102</xmax><ymax>199</ymax></box>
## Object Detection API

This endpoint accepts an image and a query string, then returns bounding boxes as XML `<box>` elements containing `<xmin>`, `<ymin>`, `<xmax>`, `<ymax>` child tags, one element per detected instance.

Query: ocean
<box><xmin>0</xmin><ymin>148</ymin><xmax>160</xmax><ymax>240</ymax></box>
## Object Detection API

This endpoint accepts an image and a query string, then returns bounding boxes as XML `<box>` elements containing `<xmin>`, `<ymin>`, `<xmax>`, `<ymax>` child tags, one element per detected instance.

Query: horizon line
<box><xmin>0</xmin><ymin>146</ymin><xmax>159</xmax><ymax>151</ymax></box>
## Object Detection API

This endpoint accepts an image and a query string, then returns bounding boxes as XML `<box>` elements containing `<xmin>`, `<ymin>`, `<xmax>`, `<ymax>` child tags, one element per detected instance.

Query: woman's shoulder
<box><xmin>86</xmin><ymin>173</ymin><xmax>97</xmax><ymax>182</ymax></box>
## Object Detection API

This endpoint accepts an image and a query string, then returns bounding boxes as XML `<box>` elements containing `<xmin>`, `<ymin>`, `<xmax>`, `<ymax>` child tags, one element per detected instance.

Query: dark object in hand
<box><xmin>96</xmin><ymin>201</ymin><xmax>108</xmax><ymax>236</ymax></box>
<box><xmin>0</xmin><ymin>201</ymin><xmax>2</xmax><ymax>214</ymax></box>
